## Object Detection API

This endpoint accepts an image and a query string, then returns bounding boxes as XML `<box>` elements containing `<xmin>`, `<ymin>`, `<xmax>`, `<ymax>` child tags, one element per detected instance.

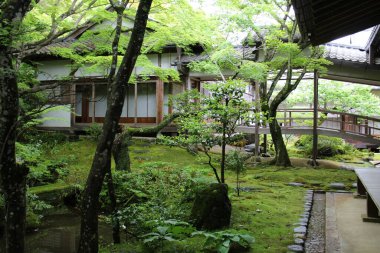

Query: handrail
<box><xmin>248</xmin><ymin>108</ymin><xmax>380</xmax><ymax>138</ymax></box>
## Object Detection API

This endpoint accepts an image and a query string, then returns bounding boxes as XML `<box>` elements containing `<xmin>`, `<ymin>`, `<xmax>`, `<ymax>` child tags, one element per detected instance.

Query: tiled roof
<box><xmin>323</xmin><ymin>43</ymin><xmax>368</xmax><ymax>63</ymax></box>
<box><xmin>179</xmin><ymin>46</ymin><xmax>257</xmax><ymax>64</ymax></box>
<box><xmin>32</xmin><ymin>40</ymin><xmax>96</xmax><ymax>55</ymax></box>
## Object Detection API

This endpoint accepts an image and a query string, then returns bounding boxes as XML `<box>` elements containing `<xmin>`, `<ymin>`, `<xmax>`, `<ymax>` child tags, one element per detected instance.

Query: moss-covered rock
<box><xmin>190</xmin><ymin>183</ymin><xmax>231</xmax><ymax>230</ymax></box>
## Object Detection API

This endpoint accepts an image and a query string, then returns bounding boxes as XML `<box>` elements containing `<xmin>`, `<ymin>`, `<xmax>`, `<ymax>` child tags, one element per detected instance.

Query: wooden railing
<box><xmin>256</xmin><ymin>108</ymin><xmax>380</xmax><ymax>138</ymax></box>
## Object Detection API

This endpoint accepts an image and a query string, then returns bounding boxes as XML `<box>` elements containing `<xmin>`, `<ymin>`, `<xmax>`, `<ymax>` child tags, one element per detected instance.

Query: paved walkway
<box><xmin>326</xmin><ymin>193</ymin><xmax>380</xmax><ymax>253</ymax></box>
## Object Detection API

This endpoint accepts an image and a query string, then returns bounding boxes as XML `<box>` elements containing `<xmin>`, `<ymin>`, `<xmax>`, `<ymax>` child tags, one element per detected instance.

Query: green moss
<box><xmin>30</xmin><ymin>182</ymin><xmax>70</xmax><ymax>195</ymax></box>
<box><xmin>34</xmin><ymin>138</ymin><xmax>357</xmax><ymax>252</ymax></box>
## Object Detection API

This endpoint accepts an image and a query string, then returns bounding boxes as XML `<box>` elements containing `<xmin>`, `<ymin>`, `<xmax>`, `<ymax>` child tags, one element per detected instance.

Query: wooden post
<box><xmin>156</xmin><ymin>79</ymin><xmax>164</xmax><ymax>124</ymax></box>
<box><xmin>92</xmin><ymin>83</ymin><xmax>95</xmax><ymax>123</ymax></box>
<box><xmin>312</xmin><ymin>69</ymin><xmax>319</xmax><ymax>166</ymax></box>
<box><xmin>134</xmin><ymin>83</ymin><xmax>137</xmax><ymax>125</ymax></box>
<box><xmin>254</xmin><ymin>82</ymin><xmax>260</xmax><ymax>160</ymax></box>
<box><xmin>71</xmin><ymin>83</ymin><xmax>76</xmax><ymax>126</ymax></box>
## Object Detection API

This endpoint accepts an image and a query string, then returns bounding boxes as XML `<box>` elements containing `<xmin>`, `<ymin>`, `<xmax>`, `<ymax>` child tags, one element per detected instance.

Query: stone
<box><xmin>294</xmin><ymin>226</ymin><xmax>307</xmax><ymax>234</ymax></box>
<box><xmin>294</xmin><ymin>238</ymin><xmax>304</xmax><ymax>245</ymax></box>
<box><xmin>294</xmin><ymin>233</ymin><xmax>306</xmax><ymax>239</ymax></box>
<box><xmin>299</xmin><ymin>217</ymin><xmax>308</xmax><ymax>223</ymax></box>
<box><xmin>288</xmin><ymin>244</ymin><xmax>304</xmax><ymax>252</ymax></box>
<box><xmin>352</xmin><ymin>183</ymin><xmax>357</xmax><ymax>188</ymax></box>
<box><xmin>190</xmin><ymin>183</ymin><xmax>231</xmax><ymax>230</ymax></box>
<box><xmin>329</xmin><ymin>182</ymin><xmax>346</xmax><ymax>190</ymax></box>
<box><xmin>288</xmin><ymin>182</ymin><xmax>304</xmax><ymax>187</ymax></box>
<box><xmin>293</xmin><ymin>222</ymin><xmax>307</xmax><ymax>226</ymax></box>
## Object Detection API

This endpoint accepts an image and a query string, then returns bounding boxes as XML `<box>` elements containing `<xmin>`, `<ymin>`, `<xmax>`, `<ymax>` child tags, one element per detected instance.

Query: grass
<box><xmin>34</xmin><ymin>137</ymin><xmax>357</xmax><ymax>252</ymax></box>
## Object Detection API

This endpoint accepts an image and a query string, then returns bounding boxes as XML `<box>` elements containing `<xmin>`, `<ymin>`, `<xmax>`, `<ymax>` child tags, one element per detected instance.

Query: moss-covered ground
<box><xmin>35</xmin><ymin>137</ymin><xmax>357</xmax><ymax>253</ymax></box>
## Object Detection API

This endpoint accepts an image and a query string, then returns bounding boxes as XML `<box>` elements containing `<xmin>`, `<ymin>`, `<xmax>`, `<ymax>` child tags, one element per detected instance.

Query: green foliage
<box><xmin>225</xmin><ymin>150</ymin><xmax>248</xmax><ymax>173</ymax></box>
<box><xmin>192</xmin><ymin>229</ymin><xmax>254</xmax><ymax>253</ymax></box>
<box><xmin>16</xmin><ymin>141</ymin><xmax>70</xmax><ymax>186</ymax></box>
<box><xmin>142</xmin><ymin>219</ymin><xmax>195</xmax><ymax>250</ymax></box>
<box><xmin>26</xmin><ymin>192</ymin><xmax>53</xmax><ymax>228</ymax></box>
<box><xmin>161</xmin><ymin>80</ymin><xmax>252</xmax><ymax>182</ymax></box>
<box><xmin>85</xmin><ymin>123</ymin><xmax>103</xmax><ymax>141</ymax></box>
<box><xmin>295</xmin><ymin>135</ymin><xmax>355</xmax><ymax>158</ymax></box>
<box><xmin>287</xmin><ymin>80</ymin><xmax>380</xmax><ymax>116</ymax></box>
<box><xmin>101</xmin><ymin>165</ymin><xmax>211</xmax><ymax>236</ymax></box>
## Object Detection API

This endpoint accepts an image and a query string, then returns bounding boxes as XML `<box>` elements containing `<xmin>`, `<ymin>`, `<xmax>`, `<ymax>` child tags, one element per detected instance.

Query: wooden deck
<box><xmin>355</xmin><ymin>168</ymin><xmax>380</xmax><ymax>222</ymax></box>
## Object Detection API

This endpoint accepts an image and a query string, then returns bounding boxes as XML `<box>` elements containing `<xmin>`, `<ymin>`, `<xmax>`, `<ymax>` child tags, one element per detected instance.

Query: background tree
<box><xmin>77</xmin><ymin>0</ymin><xmax>153</xmax><ymax>252</ymax></box>
<box><xmin>193</xmin><ymin>0</ymin><xmax>331</xmax><ymax>166</ymax></box>
<box><xmin>0</xmin><ymin>1</ymin><xmax>39</xmax><ymax>252</ymax></box>
<box><xmin>287</xmin><ymin>80</ymin><xmax>380</xmax><ymax>116</ymax></box>
<box><xmin>161</xmin><ymin>80</ymin><xmax>252</xmax><ymax>184</ymax></box>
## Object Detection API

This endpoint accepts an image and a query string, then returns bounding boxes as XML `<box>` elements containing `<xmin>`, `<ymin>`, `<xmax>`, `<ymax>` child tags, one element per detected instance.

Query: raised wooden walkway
<box><xmin>236</xmin><ymin>109</ymin><xmax>380</xmax><ymax>146</ymax></box>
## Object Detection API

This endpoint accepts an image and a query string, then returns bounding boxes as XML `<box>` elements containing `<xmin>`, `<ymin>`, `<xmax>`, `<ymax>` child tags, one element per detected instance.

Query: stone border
<box><xmin>287</xmin><ymin>189</ymin><xmax>313</xmax><ymax>253</ymax></box>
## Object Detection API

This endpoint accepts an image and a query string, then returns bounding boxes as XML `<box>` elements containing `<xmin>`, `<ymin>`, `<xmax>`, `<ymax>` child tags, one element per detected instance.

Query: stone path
<box><xmin>305</xmin><ymin>193</ymin><xmax>325</xmax><ymax>253</ymax></box>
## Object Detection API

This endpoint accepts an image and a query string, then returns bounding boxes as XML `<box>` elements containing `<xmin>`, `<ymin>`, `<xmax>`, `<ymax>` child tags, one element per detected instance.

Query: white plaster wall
<box><xmin>75</xmin><ymin>93</ymin><xmax>82</xmax><ymax>116</ymax></box>
<box><xmin>40</xmin><ymin>105</ymin><xmax>71</xmax><ymax>127</ymax></box>
<box><xmin>94</xmin><ymin>86</ymin><xmax>107</xmax><ymax>117</ymax></box>
<box><xmin>147</xmin><ymin>83</ymin><xmax>156</xmax><ymax>117</ymax></box>
<box><xmin>37</xmin><ymin>60</ymin><xmax>72</xmax><ymax>81</ymax></box>
<box><xmin>161</xmin><ymin>53</ymin><xmax>176</xmax><ymax>69</ymax></box>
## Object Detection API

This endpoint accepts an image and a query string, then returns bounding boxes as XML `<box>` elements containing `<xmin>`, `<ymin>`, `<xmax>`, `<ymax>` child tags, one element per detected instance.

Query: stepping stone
<box><xmin>294</xmin><ymin>233</ymin><xmax>306</xmax><ymax>239</ymax></box>
<box><xmin>288</xmin><ymin>244</ymin><xmax>303</xmax><ymax>252</ymax></box>
<box><xmin>288</xmin><ymin>182</ymin><xmax>304</xmax><ymax>187</ymax></box>
<box><xmin>329</xmin><ymin>182</ymin><xmax>345</xmax><ymax>190</ymax></box>
<box><xmin>294</xmin><ymin>226</ymin><xmax>307</xmax><ymax>234</ymax></box>
<box><xmin>352</xmin><ymin>183</ymin><xmax>357</xmax><ymax>188</ymax></box>
<box><xmin>293</xmin><ymin>222</ymin><xmax>307</xmax><ymax>226</ymax></box>
<box><xmin>294</xmin><ymin>238</ymin><xmax>304</xmax><ymax>245</ymax></box>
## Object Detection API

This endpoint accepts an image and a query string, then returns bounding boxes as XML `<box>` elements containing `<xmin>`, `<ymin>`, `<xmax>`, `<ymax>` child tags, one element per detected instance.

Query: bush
<box><xmin>16</xmin><ymin>142</ymin><xmax>70</xmax><ymax>186</ymax></box>
<box><xmin>85</xmin><ymin>123</ymin><xmax>103</xmax><ymax>141</ymax></box>
<box><xmin>100</xmin><ymin>164</ymin><xmax>211</xmax><ymax>237</ymax></box>
<box><xmin>295</xmin><ymin>135</ymin><xmax>354</xmax><ymax>158</ymax></box>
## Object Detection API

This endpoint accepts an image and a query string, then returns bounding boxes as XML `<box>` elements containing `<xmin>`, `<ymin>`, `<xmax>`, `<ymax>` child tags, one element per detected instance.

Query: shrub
<box><xmin>101</xmin><ymin>165</ymin><xmax>211</xmax><ymax>237</ymax></box>
<box><xmin>85</xmin><ymin>123</ymin><xmax>103</xmax><ymax>141</ymax></box>
<box><xmin>295</xmin><ymin>135</ymin><xmax>354</xmax><ymax>157</ymax></box>
<box><xmin>192</xmin><ymin>229</ymin><xmax>254</xmax><ymax>253</ymax></box>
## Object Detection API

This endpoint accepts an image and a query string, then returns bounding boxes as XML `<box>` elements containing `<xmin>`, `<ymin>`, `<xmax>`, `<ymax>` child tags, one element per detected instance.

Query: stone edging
<box><xmin>287</xmin><ymin>189</ymin><xmax>313</xmax><ymax>253</ymax></box>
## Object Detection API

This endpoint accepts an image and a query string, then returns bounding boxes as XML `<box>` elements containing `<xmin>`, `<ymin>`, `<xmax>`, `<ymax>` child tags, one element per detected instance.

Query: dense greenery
<box><xmin>9</xmin><ymin>135</ymin><xmax>360</xmax><ymax>252</ymax></box>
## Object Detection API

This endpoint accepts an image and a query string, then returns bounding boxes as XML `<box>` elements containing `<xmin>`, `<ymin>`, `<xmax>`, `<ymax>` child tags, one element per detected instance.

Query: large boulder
<box><xmin>190</xmin><ymin>183</ymin><xmax>231</xmax><ymax>230</ymax></box>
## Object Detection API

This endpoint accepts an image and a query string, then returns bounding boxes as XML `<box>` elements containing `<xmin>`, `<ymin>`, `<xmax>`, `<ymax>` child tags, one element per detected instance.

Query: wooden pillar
<box><xmin>71</xmin><ymin>83</ymin><xmax>76</xmax><ymax>126</ymax></box>
<box><xmin>156</xmin><ymin>79</ymin><xmax>164</xmax><ymax>124</ymax></box>
<box><xmin>312</xmin><ymin>69</ymin><xmax>319</xmax><ymax>166</ymax></box>
<box><xmin>134</xmin><ymin>83</ymin><xmax>137</xmax><ymax>125</ymax></box>
<box><xmin>254</xmin><ymin>81</ymin><xmax>260</xmax><ymax>159</ymax></box>
<box><xmin>91</xmin><ymin>83</ymin><xmax>95</xmax><ymax>123</ymax></box>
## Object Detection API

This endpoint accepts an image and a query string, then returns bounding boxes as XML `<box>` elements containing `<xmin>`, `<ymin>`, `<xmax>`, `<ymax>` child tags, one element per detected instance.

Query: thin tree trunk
<box><xmin>268</xmin><ymin>113</ymin><xmax>291</xmax><ymax>167</ymax></box>
<box><xmin>221</xmin><ymin>124</ymin><xmax>227</xmax><ymax>183</ymax></box>
<box><xmin>77</xmin><ymin>1</ymin><xmax>153</xmax><ymax>252</ymax></box>
<box><xmin>105</xmin><ymin>166</ymin><xmax>120</xmax><ymax>243</ymax></box>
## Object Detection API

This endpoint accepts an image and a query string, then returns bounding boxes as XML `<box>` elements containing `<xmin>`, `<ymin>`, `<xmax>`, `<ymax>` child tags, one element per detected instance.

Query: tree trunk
<box><xmin>221</xmin><ymin>124</ymin><xmax>227</xmax><ymax>183</ymax></box>
<box><xmin>112</xmin><ymin>113</ymin><xmax>180</xmax><ymax>172</ymax></box>
<box><xmin>77</xmin><ymin>1</ymin><xmax>152</xmax><ymax>252</ymax></box>
<box><xmin>268</xmin><ymin>114</ymin><xmax>291</xmax><ymax>167</ymax></box>
<box><xmin>0</xmin><ymin>2</ymin><xmax>34</xmax><ymax>252</ymax></box>
<box><xmin>105</xmin><ymin>167</ymin><xmax>120</xmax><ymax>243</ymax></box>
<box><xmin>113</xmin><ymin>133</ymin><xmax>131</xmax><ymax>171</ymax></box>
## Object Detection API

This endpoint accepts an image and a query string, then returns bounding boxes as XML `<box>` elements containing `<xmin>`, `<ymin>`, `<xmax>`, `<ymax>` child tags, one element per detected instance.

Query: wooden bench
<box><xmin>355</xmin><ymin>168</ymin><xmax>380</xmax><ymax>222</ymax></box>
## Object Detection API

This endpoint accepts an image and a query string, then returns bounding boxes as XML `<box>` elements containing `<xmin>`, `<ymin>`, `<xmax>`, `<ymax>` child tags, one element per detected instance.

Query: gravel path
<box><xmin>305</xmin><ymin>193</ymin><xmax>325</xmax><ymax>253</ymax></box>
